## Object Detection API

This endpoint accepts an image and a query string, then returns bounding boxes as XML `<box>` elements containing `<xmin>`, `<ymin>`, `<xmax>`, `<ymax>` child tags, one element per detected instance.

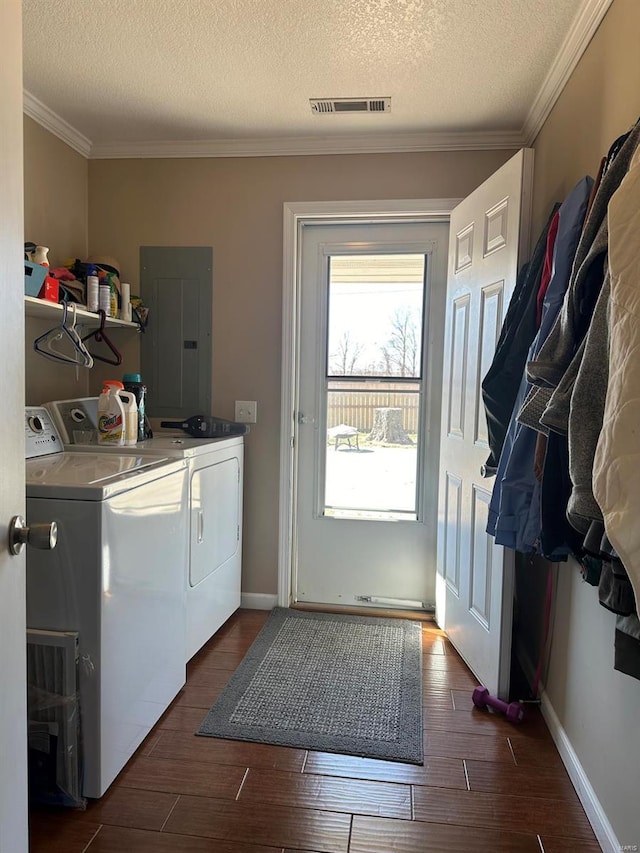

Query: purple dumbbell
<box><xmin>472</xmin><ymin>686</ymin><xmax>525</xmax><ymax>724</ymax></box>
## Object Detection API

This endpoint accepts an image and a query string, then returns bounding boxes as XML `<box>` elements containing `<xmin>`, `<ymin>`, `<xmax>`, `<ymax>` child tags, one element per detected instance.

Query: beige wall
<box><xmin>88</xmin><ymin>149</ymin><xmax>513</xmax><ymax>596</ymax></box>
<box><xmin>23</xmin><ymin>116</ymin><xmax>91</xmax><ymax>403</ymax></box>
<box><xmin>532</xmin><ymin>0</ymin><xmax>640</xmax><ymax>234</ymax></box>
<box><xmin>530</xmin><ymin>0</ymin><xmax>640</xmax><ymax>845</ymax></box>
<box><xmin>24</xmin><ymin>116</ymin><xmax>88</xmax><ymax>267</ymax></box>
<box><xmin>23</xmin><ymin>117</ymin><xmax>141</xmax><ymax>402</ymax></box>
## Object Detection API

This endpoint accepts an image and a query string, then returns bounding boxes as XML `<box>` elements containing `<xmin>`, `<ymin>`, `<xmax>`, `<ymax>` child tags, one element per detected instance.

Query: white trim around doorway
<box><xmin>278</xmin><ymin>199</ymin><xmax>461</xmax><ymax>607</ymax></box>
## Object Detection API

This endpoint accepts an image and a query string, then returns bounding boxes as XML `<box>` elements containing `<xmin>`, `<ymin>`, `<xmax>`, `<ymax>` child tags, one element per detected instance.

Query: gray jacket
<box><xmin>525</xmin><ymin>120</ymin><xmax>640</xmax><ymax>424</ymax></box>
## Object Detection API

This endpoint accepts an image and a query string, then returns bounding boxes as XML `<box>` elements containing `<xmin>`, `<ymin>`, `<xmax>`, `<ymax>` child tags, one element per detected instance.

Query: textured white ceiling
<box><xmin>22</xmin><ymin>0</ymin><xmax>587</xmax><ymax>149</ymax></box>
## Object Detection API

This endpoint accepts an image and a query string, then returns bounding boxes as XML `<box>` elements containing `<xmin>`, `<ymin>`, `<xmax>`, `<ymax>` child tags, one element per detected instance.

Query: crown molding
<box><xmin>23</xmin><ymin>90</ymin><xmax>91</xmax><ymax>158</ymax></box>
<box><xmin>522</xmin><ymin>0</ymin><xmax>614</xmax><ymax>145</ymax></box>
<box><xmin>23</xmin><ymin>0</ymin><xmax>610</xmax><ymax>160</ymax></box>
<box><xmin>89</xmin><ymin>130</ymin><xmax>525</xmax><ymax>159</ymax></box>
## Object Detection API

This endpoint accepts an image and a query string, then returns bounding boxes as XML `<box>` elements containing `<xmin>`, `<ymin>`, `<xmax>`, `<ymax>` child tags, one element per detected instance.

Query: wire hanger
<box><xmin>34</xmin><ymin>302</ymin><xmax>94</xmax><ymax>368</ymax></box>
<box><xmin>80</xmin><ymin>309</ymin><xmax>122</xmax><ymax>365</ymax></box>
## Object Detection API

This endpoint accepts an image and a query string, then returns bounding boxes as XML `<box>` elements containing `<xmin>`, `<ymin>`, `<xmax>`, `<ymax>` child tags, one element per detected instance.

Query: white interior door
<box><xmin>295</xmin><ymin>221</ymin><xmax>448</xmax><ymax>610</ymax></box>
<box><xmin>0</xmin><ymin>1</ymin><xmax>29</xmax><ymax>850</ymax></box>
<box><xmin>436</xmin><ymin>149</ymin><xmax>533</xmax><ymax>699</ymax></box>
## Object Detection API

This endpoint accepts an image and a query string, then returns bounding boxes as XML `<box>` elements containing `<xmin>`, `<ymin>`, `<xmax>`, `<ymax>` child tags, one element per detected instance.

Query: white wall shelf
<box><xmin>25</xmin><ymin>296</ymin><xmax>139</xmax><ymax>329</ymax></box>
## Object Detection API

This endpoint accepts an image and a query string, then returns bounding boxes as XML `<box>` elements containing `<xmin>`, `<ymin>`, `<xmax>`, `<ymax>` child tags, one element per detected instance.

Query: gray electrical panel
<box><xmin>140</xmin><ymin>246</ymin><xmax>212</xmax><ymax>418</ymax></box>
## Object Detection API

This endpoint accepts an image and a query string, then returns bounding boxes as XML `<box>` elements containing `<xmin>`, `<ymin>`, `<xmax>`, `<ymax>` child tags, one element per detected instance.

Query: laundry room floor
<box><xmin>29</xmin><ymin>609</ymin><xmax>600</xmax><ymax>852</ymax></box>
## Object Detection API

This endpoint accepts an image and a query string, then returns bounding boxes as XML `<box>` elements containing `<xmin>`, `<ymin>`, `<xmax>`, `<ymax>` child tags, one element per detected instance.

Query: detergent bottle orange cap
<box><xmin>97</xmin><ymin>381</ymin><xmax>126</xmax><ymax>445</ymax></box>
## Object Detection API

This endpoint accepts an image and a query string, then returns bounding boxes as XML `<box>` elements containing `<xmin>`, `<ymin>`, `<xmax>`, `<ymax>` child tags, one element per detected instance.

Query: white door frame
<box><xmin>278</xmin><ymin>199</ymin><xmax>461</xmax><ymax>607</ymax></box>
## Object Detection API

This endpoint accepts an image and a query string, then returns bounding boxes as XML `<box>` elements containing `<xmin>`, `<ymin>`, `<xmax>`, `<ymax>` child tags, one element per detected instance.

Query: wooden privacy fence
<box><xmin>327</xmin><ymin>389</ymin><xmax>420</xmax><ymax>433</ymax></box>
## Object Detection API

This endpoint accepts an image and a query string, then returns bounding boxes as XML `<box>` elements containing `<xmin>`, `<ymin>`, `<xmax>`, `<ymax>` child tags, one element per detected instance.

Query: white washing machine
<box><xmin>25</xmin><ymin>407</ymin><xmax>189</xmax><ymax>798</ymax></box>
<box><xmin>45</xmin><ymin>398</ymin><xmax>244</xmax><ymax>661</ymax></box>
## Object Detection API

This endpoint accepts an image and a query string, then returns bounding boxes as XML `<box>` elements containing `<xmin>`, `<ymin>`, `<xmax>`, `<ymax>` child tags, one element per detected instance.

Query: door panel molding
<box><xmin>279</xmin><ymin>199</ymin><xmax>461</xmax><ymax>607</ymax></box>
<box><xmin>444</xmin><ymin>472</ymin><xmax>462</xmax><ymax>595</ymax></box>
<box><xmin>447</xmin><ymin>294</ymin><xmax>470</xmax><ymax>440</ymax></box>
<box><xmin>475</xmin><ymin>281</ymin><xmax>504</xmax><ymax>446</ymax></box>
<box><xmin>483</xmin><ymin>196</ymin><xmax>510</xmax><ymax>256</ymax></box>
<box><xmin>470</xmin><ymin>485</ymin><xmax>493</xmax><ymax>629</ymax></box>
<box><xmin>455</xmin><ymin>223</ymin><xmax>474</xmax><ymax>273</ymax></box>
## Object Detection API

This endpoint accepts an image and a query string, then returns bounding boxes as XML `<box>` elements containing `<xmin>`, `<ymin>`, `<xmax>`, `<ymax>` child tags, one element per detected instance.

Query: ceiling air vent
<box><xmin>310</xmin><ymin>97</ymin><xmax>391</xmax><ymax>115</ymax></box>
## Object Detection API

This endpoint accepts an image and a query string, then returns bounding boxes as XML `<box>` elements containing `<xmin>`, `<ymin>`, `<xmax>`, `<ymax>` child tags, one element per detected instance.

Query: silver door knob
<box><xmin>8</xmin><ymin>516</ymin><xmax>57</xmax><ymax>556</ymax></box>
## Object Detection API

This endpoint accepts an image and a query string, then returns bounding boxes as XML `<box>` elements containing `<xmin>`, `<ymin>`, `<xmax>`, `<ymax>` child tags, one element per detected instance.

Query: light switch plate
<box><xmin>235</xmin><ymin>400</ymin><xmax>257</xmax><ymax>423</ymax></box>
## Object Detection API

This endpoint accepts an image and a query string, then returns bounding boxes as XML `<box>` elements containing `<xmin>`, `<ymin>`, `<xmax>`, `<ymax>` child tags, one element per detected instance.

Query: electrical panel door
<box><xmin>140</xmin><ymin>246</ymin><xmax>213</xmax><ymax>418</ymax></box>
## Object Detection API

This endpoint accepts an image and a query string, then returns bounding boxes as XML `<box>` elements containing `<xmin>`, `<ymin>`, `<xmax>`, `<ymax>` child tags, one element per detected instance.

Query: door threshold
<box><xmin>291</xmin><ymin>601</ymin><xmax>437</xmax><ymax>624</ymax></box>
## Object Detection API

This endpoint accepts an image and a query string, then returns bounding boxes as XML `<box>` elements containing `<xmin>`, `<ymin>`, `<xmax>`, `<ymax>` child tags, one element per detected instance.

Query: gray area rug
<box><xmin>196</xmin><ymin>607</ymin><xmax>423</xmax><ymax>764</ymax></box>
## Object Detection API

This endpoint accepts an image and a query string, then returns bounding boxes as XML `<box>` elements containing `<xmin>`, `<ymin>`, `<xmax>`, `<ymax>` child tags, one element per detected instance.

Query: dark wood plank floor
<box><xmin>29</xmin><ymin>609</ymin><xmax>600</xmax><ymax>852</ymax></box>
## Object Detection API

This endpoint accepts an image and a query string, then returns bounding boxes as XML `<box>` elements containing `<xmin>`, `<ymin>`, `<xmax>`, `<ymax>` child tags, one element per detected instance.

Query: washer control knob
<box><xmin>28</xmin><ymin>415</ymin><xmax>43</xmax><ymax>433</ymax></box>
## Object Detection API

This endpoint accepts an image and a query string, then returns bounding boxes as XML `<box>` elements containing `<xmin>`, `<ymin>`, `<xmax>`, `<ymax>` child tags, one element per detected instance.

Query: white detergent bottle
<box><xmin>119</xmin><ymin>390</ymin><xmax>139</xmax><ymax>446</ymax></box>
<box><xmin>97</xmin><ymin>380</ymin><xmax>126</xmax><ymax>445</ymax></box>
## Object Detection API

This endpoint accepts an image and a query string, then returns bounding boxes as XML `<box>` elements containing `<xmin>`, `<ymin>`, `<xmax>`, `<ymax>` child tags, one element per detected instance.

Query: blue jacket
<box><xmin>487</xmin><ymin>176</ymin><xmax>593</xmax><ymax>554</ymax></box>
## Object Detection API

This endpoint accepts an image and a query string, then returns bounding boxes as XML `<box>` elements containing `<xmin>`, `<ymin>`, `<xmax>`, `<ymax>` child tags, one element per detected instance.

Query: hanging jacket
<box><xmin>538</xmin><ymin>231</ymin><xmax>608</xmax><ymax>435</ymax></box>
<box><xmin>525</xmin><ymin>119</ymin><xmax>640</xmax><ymax>418</ymax></box>
<box><xmin>593</xmin><ymin>143</ymin><xmax>640</xmax><ymax>609</ymax></box>
<box><xmin>566</xmin><ymin>270</ymin><xmax>610</xmax><ymax>534</ymax></box>
<box><xmin>480</xmin><ymin>206</ymin><xmax>559</xmax><ymax>476</ymax></box>
<box><xmin>486</xmin><ymin>213</ymin><xmax>560</xmax><ymax>544</ymax></box>
<box><xmin>540</xmin><ymin>430</ymin><xmax>586</xmax><ymax>560</ymax></box>
<box><xmin>615</xmin><ymin>614</ymin><xmax>640</xmax><ymax>682</ymax></box>
<box><xmin>485</xmin><ymin>211</ymin><xmax>559</xmax><ymax>538</ymax></box>
<box><xmin>487</xmin><ymin>177</ymin><xmax>593</xmax><ymax>551</ymax></box>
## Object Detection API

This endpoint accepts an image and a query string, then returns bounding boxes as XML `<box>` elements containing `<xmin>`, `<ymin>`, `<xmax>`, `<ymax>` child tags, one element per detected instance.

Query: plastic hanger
<box><xmin>80</xmin><ymin>309</ymin><xmax>122</xmax><ymax>365</ymax></box>
<box><xmin>62</xmin><ymin>302</ymin><xmax>94</xmax><ymax>369</ymax></box>
<box><xmin>34</xmin><ymin>302</ymin><xmax>94</xmax><ymax>368</ymax></box>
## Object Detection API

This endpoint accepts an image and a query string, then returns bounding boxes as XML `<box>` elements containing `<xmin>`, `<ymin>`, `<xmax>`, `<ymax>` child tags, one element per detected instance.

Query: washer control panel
<box><xmin>25</xmin><ymin>407</ymin><xmax>62</xmax><ymax>459</ymax></box>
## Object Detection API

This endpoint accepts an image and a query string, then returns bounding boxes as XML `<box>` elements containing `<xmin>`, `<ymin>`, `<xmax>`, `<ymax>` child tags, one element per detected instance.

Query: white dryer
<box><xmin>25</xmin><ymin>407</ymin><xmax>188</xmax><ymax>798</ymax></box>
<box><xmin>45</xmin><ymin>398</ymin><xmax>244</xmax><ymax>661</ymax></box>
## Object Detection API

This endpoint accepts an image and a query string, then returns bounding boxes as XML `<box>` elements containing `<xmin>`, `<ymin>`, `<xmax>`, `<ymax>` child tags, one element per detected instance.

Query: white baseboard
<box><xmin>540</xmin><ymin>690</ymin><xmax>619</xmax><ymax>852</ymax></box>
<box><xmin>241</xmin><ymin>593</ymin><xmax>278</xmax><ymax>610</ymax></box>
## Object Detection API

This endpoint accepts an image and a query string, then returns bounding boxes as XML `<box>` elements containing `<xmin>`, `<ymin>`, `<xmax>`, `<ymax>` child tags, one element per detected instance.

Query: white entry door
<box><xmin>436</xmin><ymin>149</ymin><xmax>534</xmax><ymax>699</ymax></box>
<box><xmin>0</xmin><ymin>1</ymin><xmax>29</xmax><ymax>850</ymax></box>
<box><xmin>295</xmin><ymin>221</ymin><xmax>448</xmax><ymax>609</ymax></box>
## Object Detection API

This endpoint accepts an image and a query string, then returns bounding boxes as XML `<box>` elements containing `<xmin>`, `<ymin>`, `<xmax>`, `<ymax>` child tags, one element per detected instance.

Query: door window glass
<box><xmin>324</xmin><ymin>254</ymin><xmax>426</xmax><ymax>519</ymax></box>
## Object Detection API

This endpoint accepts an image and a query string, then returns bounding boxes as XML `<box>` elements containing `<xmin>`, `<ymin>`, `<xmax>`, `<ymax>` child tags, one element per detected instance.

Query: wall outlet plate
<box><xmin>235</xmin><ymin>400</ymin><xmax>257</xmax><ymax>423</ymax></box>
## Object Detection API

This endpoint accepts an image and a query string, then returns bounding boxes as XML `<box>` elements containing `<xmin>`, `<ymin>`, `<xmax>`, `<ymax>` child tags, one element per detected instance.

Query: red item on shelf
<box><xmin>38</xmin><ymin>276</ymin><xmax>60</xmax><ymax>303</ymax></box>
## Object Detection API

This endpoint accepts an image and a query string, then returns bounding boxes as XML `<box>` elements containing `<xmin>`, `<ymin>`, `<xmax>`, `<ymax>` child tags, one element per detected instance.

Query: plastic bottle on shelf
<box><xmin>108</xmin><ymin>273</ymin><xmax>118</xmax><ymax>319</ymax></box>
<box><xmin>123</xmin><ymin>373</ymin><xmax>147</xmax><ymax>442</ymax></box>
<box><xmin>33</xmin><ymin>246</ymin><xmax>49</xmax><ymax>267</ymax></box>
<box><xmin>99</xmin><ymin>275</ymin><xmax>111</xmax><ymax>316</ymax></box>
<box><xmin>97</xmin><ymin>380</ymin><xmax>126</xmax><ymax>445</ymax></box>
<box><xmin>118</xmin><ymin>390</ymin><xmax>138</xmax><ymax>446</ymax></box>
<box><xmin>120</xmin><ymin>282</ymin><xmax>132</xmax><ymax>322</ymax></box>
<box><xmin>86</xmin><ymin>264</ymin><xmax>99</xmax><ymax>312</ymax></box>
